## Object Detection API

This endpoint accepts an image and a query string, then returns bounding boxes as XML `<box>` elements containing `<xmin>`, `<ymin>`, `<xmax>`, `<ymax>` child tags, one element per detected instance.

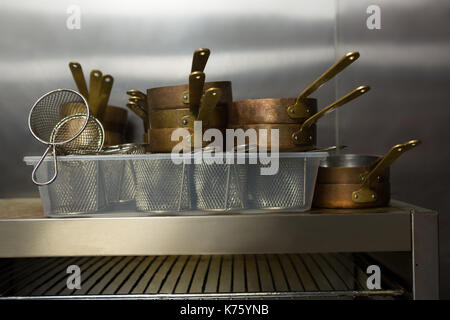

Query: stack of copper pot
<box><xmin>230</xmin><ymin>52</ymin><xmax>369</xmax><ymax>151</ymax></box>
<box><xmin>127</xmin><ymin>49</ymin><xmax>421</xmax><ymax>209</ymax></box>
<box><xmin>145</xmin><ymin>48</ymin><xmax>232</xmax><ymax>152</ymax></box>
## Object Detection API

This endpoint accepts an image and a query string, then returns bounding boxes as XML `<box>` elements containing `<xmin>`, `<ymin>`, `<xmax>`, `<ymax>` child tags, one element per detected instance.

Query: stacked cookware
<box><xmin>26</xmin><ymin>48</ymin><xmax>421</xmax><ymax>216</ymax></box>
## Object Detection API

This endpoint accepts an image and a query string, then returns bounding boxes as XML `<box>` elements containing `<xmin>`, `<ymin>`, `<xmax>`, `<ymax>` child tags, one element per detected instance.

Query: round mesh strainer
<box><xmin>28</xmin><ymin>89</ymin><xmax>89</xmax><ymax>185</ymax></box>
<box><xmin>51</xmin><ymin>114</ymin><xmax>104</xmax><ymax>155</ymax></box>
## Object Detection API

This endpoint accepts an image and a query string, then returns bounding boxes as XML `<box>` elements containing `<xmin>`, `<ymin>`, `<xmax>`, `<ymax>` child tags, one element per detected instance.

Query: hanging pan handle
<box><xmin>32</xmin><ymin>145</ymin><xmax>58</xmax><ymax>186</ymax></box>
<box><xmin>96</xmin><ymin>74</ymin><xmax>114</xmax><ymax>121</ymax></box>
<box><xmin>352</xmin><ymin>139</ymin><xmax>421</xmax><ymax>203</ymax></box>
<box><xmin>191</xmin><ymin>48</ymin><xmax>211</xmax><ymax>73</ymax></box>
<box><xmin>292</xmin><ymin>85</ymin><xmax>370</xmax><ymax>145</ymax></box>
<box><xmin>88</xmin><ymin>69</ymin><xmax>103</xmax><ymax>117</ymax></box>
<box><xmin>69</xmin><ymin>62</ymin><xmax>89</xmax><ymax>100</ymax></box>
<box><xmin>287</xmin><ymin>52</ymin><xmax>360</xmax><ymax>119</ymax></box>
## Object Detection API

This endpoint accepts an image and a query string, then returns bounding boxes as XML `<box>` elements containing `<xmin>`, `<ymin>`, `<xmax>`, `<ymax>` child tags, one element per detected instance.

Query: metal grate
<box><xmin>0</xmin><ymin>254</ymin><xmax>405</xmax><ymax>299</ymax></box>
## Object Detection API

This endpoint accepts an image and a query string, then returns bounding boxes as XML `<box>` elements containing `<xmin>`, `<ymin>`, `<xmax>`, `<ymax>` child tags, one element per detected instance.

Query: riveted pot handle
<box><xmin>352</xmin><ymin>139</ymin><xmax>421</xmax><ymax>203</ymax></box>
<box><xmin>184</xmin><ymin>71</ymin><xmax>206</xmax><ymax>115</ymax></box>
<box><xmin>197</xmin><ymin>88</ymin><xmax>222</xmax><ymax>125</ymax></box>
<box><xmin>182</xmin><ymin>88</ymin><xmax>222</xmax><ymax>128</ymax></box>
<box><xmin>292</xmin><ymin>85</ymin><xmax>370</xmax><ymax>145</ymax></box>
<box><xmin>287</xmin><ymin>52</ymin><xmax>359</xmax><ymax>119</ymax></box>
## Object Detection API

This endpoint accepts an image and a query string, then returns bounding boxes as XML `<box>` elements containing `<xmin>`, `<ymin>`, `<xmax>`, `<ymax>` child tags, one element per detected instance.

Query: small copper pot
<box><xmin>313</xmin><ymin>140</ymin><xmax>421</xmax><ymax>209</ymax></box>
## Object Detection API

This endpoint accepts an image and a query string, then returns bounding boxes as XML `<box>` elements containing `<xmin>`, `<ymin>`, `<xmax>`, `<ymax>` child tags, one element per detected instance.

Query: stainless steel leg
<box><xmin>412</xmin><ymin>211</ymin><xmax>439</xmax><ymax>299</ymax></box>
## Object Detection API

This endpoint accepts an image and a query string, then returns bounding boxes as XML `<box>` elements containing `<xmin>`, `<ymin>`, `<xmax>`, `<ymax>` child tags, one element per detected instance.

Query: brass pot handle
<box><xmin>183</xmin><ymin>71</ymin><xmax>206</xmax><ymax>115</ymax></box>
<box><xmin>126</xmin><ymin>101</ymin><xmax>149</xmax><ymax>130</ymax></box>
<box><xmin>352</xmin><ymin>139</ymin><xmax>421</xmax><ymax>203</ymax></box>
<box><xmin>182</xmin><ymin>87</ymin><xmax>222</xmax><ymax>128</ymax></box>
<box><xmin>197</xmin><ymin>88</ymin><xmax>222</xmax><ymax>125</ymax></box>
<box><xmin>88</xmin><ymin>69</ymin><xmax>103</xmax><ymax>117</ymax></box>
<box><xmin>287</xmin><ymin>52</ymin><xmax>360</xmax><ymax>119</ymax></box>
<box><xmin>126</xmin><ymin>89</ymin><xmax>147</xmax><ymax>100</ymax></box>
<box><xmin>69</xmin><ymin>62</ymin><xmax>89</xmax><ymax>100</ymax></box>
<box><xmin>191</xmin><ymin>48</ymin><xmax>211</xmax><ymax>73</ymax></box>
<box><xmin>97</xmin><ymin>75</ymin><xmax>114</xmax><ymax>121</ymax></box>
<box><xmin>292</xmin><ymin>85</ymin><xmax>370</xmax><ymax>145</ymax></box>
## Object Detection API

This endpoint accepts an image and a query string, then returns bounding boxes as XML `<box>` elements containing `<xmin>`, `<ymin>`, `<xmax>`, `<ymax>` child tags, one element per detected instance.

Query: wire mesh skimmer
<box><xmin>28</xmin><ymin>89</ymin><xmax>90</xmax><ymax>185</ymax></box>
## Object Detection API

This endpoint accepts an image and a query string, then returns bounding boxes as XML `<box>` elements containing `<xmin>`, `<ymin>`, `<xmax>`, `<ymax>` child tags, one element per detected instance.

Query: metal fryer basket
<box><xmin>133</xmin><ymin>154</ymin><xmax>192</xmax><ymax>213</ymax></box>
<box><xmin>100</xmin><ymin>144</ymin><xmax>147</xmax><ymax>205</ymax></box>
<box><xmin>193</xmin><ymin>154</ymin><xmax>248</xmax><ymax>211</ymax></box>
<box><xmin>247</xmin><ymin>154</ymin><xmax>324</xmax><ymax>211</ymax></box>
<box><xmin>30</xmin><ymin>156</ymin><xmax>106</xmax><ymax>215</ymax></box>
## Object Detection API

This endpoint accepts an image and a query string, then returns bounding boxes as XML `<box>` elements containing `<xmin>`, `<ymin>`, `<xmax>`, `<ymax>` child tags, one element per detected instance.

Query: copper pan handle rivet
<box><xmin>182</xmin><ymin>87</ymin><xmax>222</xmax><ymax>128</ymax></box>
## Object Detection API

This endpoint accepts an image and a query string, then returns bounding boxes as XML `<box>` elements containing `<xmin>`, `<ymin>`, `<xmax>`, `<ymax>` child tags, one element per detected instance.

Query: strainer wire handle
<box><xmin>32</xmin><ymin>145</ymin><xmax>58</xmax><ymax>186</ymax></box>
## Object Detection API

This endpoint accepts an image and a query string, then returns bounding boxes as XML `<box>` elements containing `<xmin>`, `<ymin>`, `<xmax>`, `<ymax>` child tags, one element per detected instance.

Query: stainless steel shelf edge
<box><xmin>0</xmin><ymin>291</ymin><xmax>405</xmax><ymax>300</ymax></box>
<box><xmin>0</xmin><ymin>211</ymin><xmax>411</xmax><ymax>257</ymax></box>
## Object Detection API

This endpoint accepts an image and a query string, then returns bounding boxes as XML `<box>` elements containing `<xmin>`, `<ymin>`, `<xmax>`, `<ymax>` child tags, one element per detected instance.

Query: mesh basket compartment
<box><xmin>247</xmin><ymin>156</ymin><xmax>322</xmax><ymax>211</ymax></box>
<box><xmin>133</xmin><ymin>157</ymin><xmax>192</xmax><ymax>213</ymax></box>
<box><xmin>193</xmin><ymin>160</ymin><xmax>247</xmax><ymax>211</ymax></box>
<box><xmin>33</xmin><ymin>158</ymin><xmax>106</xmax><ymax>215</ymax></box>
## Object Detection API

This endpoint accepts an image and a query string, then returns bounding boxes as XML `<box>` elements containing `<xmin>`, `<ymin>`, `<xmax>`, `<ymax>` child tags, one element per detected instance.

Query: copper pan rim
<box><xmin>147</xmin><ymin>80</ymin><xmax>232</xmax><ymax>92</ymax></box>
<box><xmin>320</xmin><ymin>154</ymin><xmax>381</xmax><ymax>168</ymax></box>
<box><xmin>233</xmin><ymin>97</ymin><xmax>316</xmax><ymax>105</ymax></box>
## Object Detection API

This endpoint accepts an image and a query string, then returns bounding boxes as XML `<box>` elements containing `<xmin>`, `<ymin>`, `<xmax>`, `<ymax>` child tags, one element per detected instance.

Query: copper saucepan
<box><xmin>147</xmin><ymin>48</ymin><xmax>232</xmax><ymax>112</ymax></box>
<box><xmin>229</xmin><ymin>52</ymin><xmax>368</xmax><ymax>151</ymax></box>
<box><xmin>148</xmin><ymin>87</ymin><xmax>224</xmax><ymax>152</ymax></box>
<box><xmin>229</xmin><ymin>85</ymin><xmax>370</xmax><ymax>151</ymax></box>
<box><xmin>146</xmin><ymin>48</ymin><xmax>232</xmax><ymax>152</ymax></box>
<box><xmin>313</xmin><ymin>139</ymin><xmax>421</xmax><ymax>208</ymax></box>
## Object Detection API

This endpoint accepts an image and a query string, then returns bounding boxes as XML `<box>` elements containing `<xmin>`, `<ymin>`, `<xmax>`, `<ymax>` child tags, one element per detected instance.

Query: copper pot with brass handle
<box><xmin>147</xmin><ymin>48</ymin><xmax>232</xmax><ymax>111</ymax></box>
<box><xmin>229</xmin><ymin>52</ymin><xmax>368</xmax><ymax>151</ymax></box>
<box><xmin>229</xmin><ymin>85</ymin><xmax>370</xmax><ymax>151</ymax></box>
<box><xmin>313</xmin><ymin>139</ymin><xmax>421</xmax><ymax>208</ymax></box>
<box><xmin>229</xmin><ymin>51</ymin><xmax>359</xmax><ymax>125</ymax></box>
<box><xmin>147</xmin><ymin>80</ymin><xmax>232</xmax><ymax>111</ymax></box>
<box><xmin>148</xmin><ymin>87</ymin><xmax>223</xmax><ymax>153</ymax></box>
